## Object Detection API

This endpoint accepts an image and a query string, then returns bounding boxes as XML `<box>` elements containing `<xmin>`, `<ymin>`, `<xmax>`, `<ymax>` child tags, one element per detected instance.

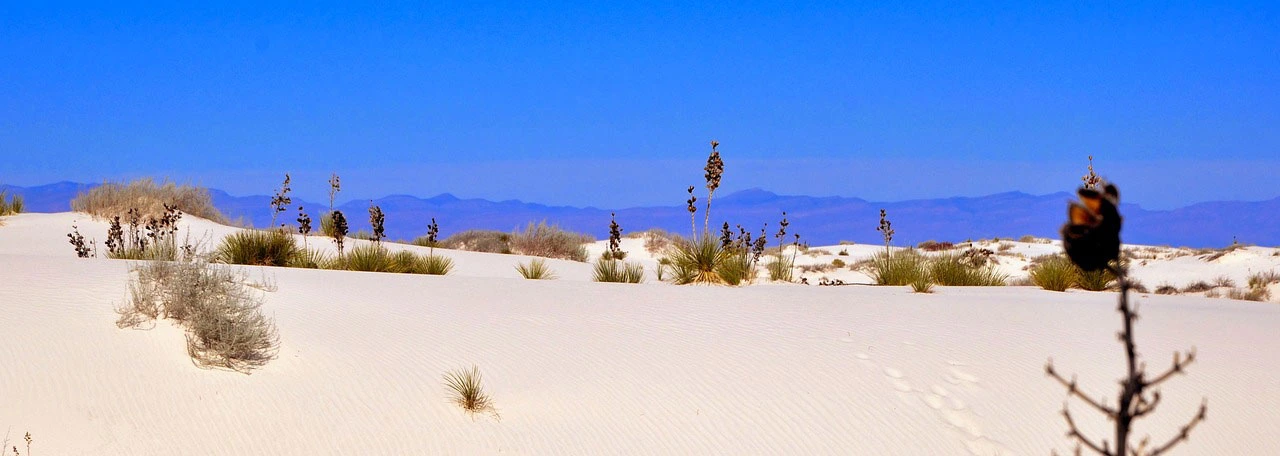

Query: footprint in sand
<box><xmin>949</xmin><ymin>368</ymin><xmax>980</xmax><ymax>385</ymax></box>
<box><xmin>882</xmin><ymin>367</ymin><xmax>913</xmax><ymax>392</ymax></box>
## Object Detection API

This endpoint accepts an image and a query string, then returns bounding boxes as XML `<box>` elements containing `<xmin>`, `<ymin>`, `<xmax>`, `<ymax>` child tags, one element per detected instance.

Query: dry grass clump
<box><xmin>216</xmin><ymin>230</ymin><xmax>302</xmax><ymax>267</ymax></box>
<box><xmin>1181</xmin><ymin>281</ymin><xmax>1213</xmax><ymax>293</ymax></box>
<box><xmin>917</xmin><ymin>240</ymin><xmax>954</xmax><ymax>251</ymax></box>
<box><xmin>927</xmin><ymin>252</ymin><xmax>1008</xmax><ymax>286</ymax></box>
<box><xmin>0</xmin><ymin>190</ymin><xmax>24</xmax><ymax>216</ymax></box>
<box><xmin>766</xmin><ymin>255</ymin><xmax>795</xmax><ymax>282</ymax></box>
<box><xmin>339</xmin><ymin>243</ymin><xmax>397</xmax><ymax>272</ymax></box>
<box><xmin>1248</xmin><ymin>270</ymin><xmax>1280</xmax><ymax>288</ymax></box>
<box><xmin>592</xmin><ymin>257</ymin><xmax>645</xmax><ymax>283</ymax></box>
<box><xmin>72</xmin><ymin>178</ymin><xmax>228</xmax><ymax>223</ymax></box>
<box><xmin>1029</xmin><ymin>255</ymin><xmax>1077</xmax><ymax>292</ymax></box>
<box><xmin>117</xmin><ymin>254</ymin><xmax>279</xmax><ymax>373</ymax></box>
<box><xmin>1154</xmin><ymin>283</ymin><xmax>1179</xmax><ymax>295</ymax></box>
<box><xmin>438</xmin><ymin>230</ymin><xmax>512</xmax><ymax>254</ymax></box>
<box><xmin>1227</xmin><ymin>287</ymin><xmax>1269</xmax><ymax>302</ymax></box>
<box><xmin>290</xmin><ymin>248</ymin><xmax>333</xmax><ymax>269</ymax></box>
<box><xmin>444</xmin><ymin>366</ymin><xmax>499</xmax><ymax>419</ymax></box>
<box><xmin>867</xmin><ymin>250</ymin><xmax>926</xmax><ymax>286</ymax></box>
<box><xmin>336</xmin><ymin>244</ymin><xmax>453</xmax><ymax>274</ymax></box>
<box><xmin>509</xmin><ymin>221</ymin><xmax>591</xmax><ymax>262</ymax></box>
<box><xmin>515</xmin><ymin>258</ymin><xmax>557</xmax><ymax>279</ymax></box>
<box><xmin>910</xmin><ymin>274</ymin><xmax>934</xmax><ymax>293</ymax></box>
<box><xmin>639</xmin><ymin>228</ymin><xmax>675</xmax><ymax>254</ymax></box>
<box><xmin>1075</xmin><ymin>268</ymin><xmax>1115</xmax><ymax>291</ymax></box>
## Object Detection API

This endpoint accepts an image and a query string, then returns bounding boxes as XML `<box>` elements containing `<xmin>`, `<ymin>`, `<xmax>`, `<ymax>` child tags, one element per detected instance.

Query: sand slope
<box><xmin>2</xmin><ymin>213</ymin><xmax>1279</xmax><ymax>454</ymax></box>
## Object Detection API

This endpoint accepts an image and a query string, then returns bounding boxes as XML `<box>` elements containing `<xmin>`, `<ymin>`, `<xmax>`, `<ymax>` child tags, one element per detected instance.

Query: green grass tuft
<box><xmin>216</xmin><ymin>230</ymin><xmax>302</xmax><ymax>267</ymax></box>
<box><xmin>592</xmin><ymin>257</ymin><xmax>645</xmax><ymax>283</ymax></box>
<box><xmin>515</xmin><ymin>258</ymin><xmax>557</xmax><ymax>279</ymax></box>
<box><xmin>443</xmin><ymin>365</ymin><xmax>499</xmax><ymax>419</ymax></box>
<box><xmin>665</xmin><ymin>236</ymin><xmax>731</xmax><ymax>285</ymax></box>
<box><xmin>1029</xmin><ymin>255</ymin><xmax>1077</xmax><ymax>292</ymax></box>
<box><xmin>868</xmin><ymin>251</ymin><xmax>927</xmax><ymax>286</ymax></box>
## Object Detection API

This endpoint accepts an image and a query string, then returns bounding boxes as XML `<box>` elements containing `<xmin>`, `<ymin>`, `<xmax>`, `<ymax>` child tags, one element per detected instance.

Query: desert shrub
<box><xmin>917</xmin><ymin>240</ymin><xmax>954</xmax><ymax>251</ymax></box>
<box><xmin>1248</xmin><ymin>271</ymin><xmax>1280</xmax><ymax>289</ymax></box>
<box><xmin>910</xmin><ymin>274</ymin><xmax>934</xmax><ymax>293</ymax></box>
<box><xmin>420</xmin><ymin>254</ymin><xmax>454</xmax><ymax>275</ymax></box>
<box><xmin>1029</xmin><ymin>255</ymin><xmax>1077</xmax><ymax>292</ymax></box>
<box><xmin>444</xmin><ymin>366</ymin><xmax>499</xmax><ymax>419</ymax></box>
<box><xmin>1018</xmin><ymin>235</ymin><xmax>1036</xmax><ymax>243</ymax></box>
<box><xmin>440</xmin><ymin>230</ymin><xmax>512</xmax><ymax>254</ymax></box>
<box><xmin>1181</xmin><ymin>281</ymin><xmax>1213</xmax><ymax>293</ymax></box>
<box><xmin>349</xmin><ymin>229</ymin><xmax>376</xmax><ymax>241</ymax></box>
<box><xmin>638</xmin><ymin>228</ymin><xmax>674</xmax><ymax>254</ymax></box>
<box><xmin>216</xmin><ymin>230</ymin><xmax>302</xmax><ymax>267</ymax></box>
<box><xmin>837</xmin><ymin>249</ymin><xmax>848</xmax><ymax>256</ymax></box>
<box><xmin>715</xmin><ymin>252</ymin><xmax>754</xmax><ymax>286</ymax></box>
<box><xmin>391</xmin><ymin>250</ymin><xmax>423</xmax><ymax>273</ymax></box>
<box><xmin>516</xmin><ymin>258</ymin><xmax>557</xmax><ymax>280</ymax></box>
<box><xmin>927</xmin><ymin>253</ymin><xmax>1008</xmax><ymax>286</ymax></box>
<box><xmin>0</xmin><ymin>191</ymin><xmax>24</xmax><ymax>216</ymax></box>
<box><xmin>1227</xmin><ymin>287</ymin><xmax>1269</xmax><ymax>302</ymax></box>
<box><xmin>290</xmin><ymin>248</ymin><xmax>332</xmax><ymax>269</ymax></box>
<box><xmin>71</xmin><ymin>178</ymin><xmax>227</xmax><ymax>223</ymax></box>
<box><xmin>798</xmin><ymin>263</ymin><xmax>835</xmax><ymax>274</ymax></box>
<box><xmin>341</xmin><ymin>244</ymin><xmax>396</xmax><ymax>272</ymax></box>
<box><xmin>117</xmin><ymin>255</ymin><xmax>279</xmax><ymax>373</ymax></box>
<box><xmin>1075</xmin><ymin>268</ymin><xmax>1115</xmax><ymax>291</ymax></box>
<box><xmin>1212</xmin><ymin>275</ymin><xmax>1236</xmax><ymax>288</ymax></box>
<box><xmin>766</xmin><ymin>255</ymin><xmax>795</xmax><ymax>282</ymax></box>
<box><xmin>1154</xmin><ymin>283</ymin><xmax>1179</xmax><ymax>295</ymax></box>
<box><xmin>1128</xmin><ymin>280</ymin><xmax>1149</xmax><ymax>294</ymax></box>
<box><xmin>831</xmin><ymin>258</ymin><xmax>846</xmax><ymax>268</ymax></box>
<box><xmin>665</xmin><ymin>236</ymin><xmax>730</xmax><ymax>285</ymax></box>
<box><xmin>510</xmin><ymin>221</ymin><xmax>592</xmax><ymax>261</ymax></box>
<box><xmin>592</xmin><ymin>257</ymin><xmax>644</xmax><ymax>283</ymax></box>
<box><xmin>868</xmin><ymin>251</ymin><xmax>926</xmax><ymax>286</ymax></box>
<box><xmin>319</xmin><ymin>212</ymin><xmax>339</xmax><ymax>237</ymax></box>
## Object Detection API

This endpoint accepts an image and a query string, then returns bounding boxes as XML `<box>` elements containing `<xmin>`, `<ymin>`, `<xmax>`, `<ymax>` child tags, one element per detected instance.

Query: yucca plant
<box><xmin>216</xmin><ymin>230</ymin><xmax>302</xmax><ymax>267</ymax></box>
<box><xmin>910</xmin><ymin>271</ymin><xmax>934</xmax><ymax>293</ymax></box>
<box><xmin>290</xmin><ymin>248</ymin><xmax>331</xmax><ymax>269</ymax></box>
<box><xmin>665</xmin><ymin>236</ymin><xmax>729</xmax><ymax>284</ymax></box>
<box><xmin>341</xmin><ymin>243</ymin><xmax>395</xmax><ymax>272</ymax></box>
<box><xmin>516</xmin><ymin>258</ymin><xmax>557</xmax><ymax>280</ymax></box>
<box><xmin>1075</xmin><ymin>268</ymin><xmax>1114</xmax><ymax>291</ymax></box>
<box><xmin>1029</xmin><ymin>254</ymin><xmax>1077</xmax><ymax>291</ymax></box>
<box><xmin>868</xmin><ymin>250</ymin><xmax>926</xmax><ymax>286</ymax></box>
<box><xmin>715</xmin><ymin>251</ymin><xmax>754</xmax><ymax>286</ymax></box>
<box><xmin>592</xmin><ymin>257</ymin><xmax>644</xmax><ymax>283</ymax></box>
<box><xmin>421</xmin><ymin>254</ymin><xmax>454</xmax><ymax>275</ymax></box>
<box><xmin>444</xmin><ymin>365</ymin><xmax>498</xmax><ymax>419</ymax></box>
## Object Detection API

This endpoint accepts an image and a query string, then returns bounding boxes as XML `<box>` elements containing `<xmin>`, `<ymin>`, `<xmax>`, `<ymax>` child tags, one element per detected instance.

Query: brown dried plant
<box><xmin>1048</xmin><ymin>182</ymin><xmax>1206</xmax><ymax>456</ymax></box>
<box><xmin>703</xmin><ymin>140</ymin><xmax>724</xmax><ymax>235</ymax></box>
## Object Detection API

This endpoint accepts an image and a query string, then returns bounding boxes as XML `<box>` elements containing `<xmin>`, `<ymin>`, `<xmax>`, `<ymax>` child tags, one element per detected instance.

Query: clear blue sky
<box><xmin>2</xmin><ymin>2</ymin><xmax>1277</xmax><ymax>209</ymax></box>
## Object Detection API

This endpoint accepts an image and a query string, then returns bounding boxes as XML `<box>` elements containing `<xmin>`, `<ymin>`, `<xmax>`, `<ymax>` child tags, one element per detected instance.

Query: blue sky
<box><xmin>2</xmin><ymin>2</ymin><xmax>1277</xmax><ymax>209</ymax></box>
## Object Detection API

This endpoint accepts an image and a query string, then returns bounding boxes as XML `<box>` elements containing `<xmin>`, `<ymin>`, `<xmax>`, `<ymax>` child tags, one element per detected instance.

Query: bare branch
<box><xmin>1048</xmin><ymin>360</ymin><xmax>1119</xmax><ymax>418</ymax></box>
<box><xmin>1131</xmin><ymin>390</ymin><xmax>1162</xmax><ymax>419</ymax></box>
<box><xmin>1062</xmin><ymin>404</ymin><xmax>1114</xmax><ymax>456</ymax></box>
<box><xmin>1145</xmin><ymin>400</ymin><xmax>1208</xmax><ymax>456</ymax></box>
<box><xmin>1144</xmin><ymin>349</ymin><xmax>1197</xmax><ymax>390</ymax></box>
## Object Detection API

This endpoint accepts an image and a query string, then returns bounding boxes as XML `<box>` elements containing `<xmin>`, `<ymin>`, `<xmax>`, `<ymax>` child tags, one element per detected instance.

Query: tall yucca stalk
<box><xmin>703</xmin><ymin>140</ymin><xmax>724</xmax><ymax>236</ymax></box>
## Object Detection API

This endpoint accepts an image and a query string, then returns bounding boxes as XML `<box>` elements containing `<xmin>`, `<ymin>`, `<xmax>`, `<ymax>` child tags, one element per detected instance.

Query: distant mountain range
<box><xmin>3</xmin><ymin>182</ymin><xmax>1276</xmax><ymax>248</ymax></box>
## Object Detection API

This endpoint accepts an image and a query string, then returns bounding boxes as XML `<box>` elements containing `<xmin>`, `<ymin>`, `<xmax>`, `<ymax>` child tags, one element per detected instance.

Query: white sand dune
<box><xmin>2</xmin><ymin>212</ymin><xmax>1279</xmax><ymax>454</ymax></box>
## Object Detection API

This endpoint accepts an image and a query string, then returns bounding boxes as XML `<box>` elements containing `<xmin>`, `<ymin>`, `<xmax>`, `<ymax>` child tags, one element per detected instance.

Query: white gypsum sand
<box><xmin>1</xmin><ymin>212</ymin><xmax>1279</xmax><ymax>454</ymax></box>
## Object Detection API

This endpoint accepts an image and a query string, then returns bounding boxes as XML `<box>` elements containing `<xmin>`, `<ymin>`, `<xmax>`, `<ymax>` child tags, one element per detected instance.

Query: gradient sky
<box><xmin>2</xmin><ymin>2</ymin><xmax>1277</xmax><ymax>209</ymax></box>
